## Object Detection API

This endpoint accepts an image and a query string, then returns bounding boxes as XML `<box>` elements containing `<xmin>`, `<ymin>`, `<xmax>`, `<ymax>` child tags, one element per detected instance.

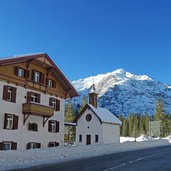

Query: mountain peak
<box><xmin>71</xmin><ymin>69</ymin><xmax>171</xmax><ymax>116</ymax></box>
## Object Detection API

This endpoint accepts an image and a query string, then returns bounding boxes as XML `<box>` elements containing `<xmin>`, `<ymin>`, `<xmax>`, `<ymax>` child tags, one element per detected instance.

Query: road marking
<box><xmin>104</xmin><ymin>149</ymin><xmax>171</xmax><ymax>171</ymax></box>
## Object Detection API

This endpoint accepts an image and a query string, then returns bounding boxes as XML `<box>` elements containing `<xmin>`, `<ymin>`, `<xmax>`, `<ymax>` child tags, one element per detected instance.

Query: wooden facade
<box><xmin>0</xmin><ymin>53</ymin><xmax>78</xmax><ymax>98</ymax></box>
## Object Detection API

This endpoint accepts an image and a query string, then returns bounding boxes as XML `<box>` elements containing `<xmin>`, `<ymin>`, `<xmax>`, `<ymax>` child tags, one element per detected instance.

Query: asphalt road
<box><xmin>16</xmin><ymin>145</ymin><xmax>171</xmax><ymax>171</ymax></box>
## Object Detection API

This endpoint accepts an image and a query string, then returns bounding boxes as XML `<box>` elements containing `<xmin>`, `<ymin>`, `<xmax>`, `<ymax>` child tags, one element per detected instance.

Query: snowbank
<box><xmin>0</xmin><ymin>139</ymin><xmax>170</xmax><ymax>171</ymax></box>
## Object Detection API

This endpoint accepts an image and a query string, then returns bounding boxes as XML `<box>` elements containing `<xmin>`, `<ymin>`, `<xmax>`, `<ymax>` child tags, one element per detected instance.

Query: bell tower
<box><xmin>89</xmin><ymin>84</ymin><xmax>98</xmax><ymax>108</ymax></box>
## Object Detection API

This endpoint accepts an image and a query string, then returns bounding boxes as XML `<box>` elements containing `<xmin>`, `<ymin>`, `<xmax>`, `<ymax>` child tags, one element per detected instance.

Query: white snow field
<box><xmin>0</xmin><ymin>139</ymin><xmax>170</xmax><ymax>171</ymax></box>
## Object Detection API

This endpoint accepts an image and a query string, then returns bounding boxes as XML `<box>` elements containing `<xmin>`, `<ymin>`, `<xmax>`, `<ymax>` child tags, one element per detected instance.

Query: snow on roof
<box><xmin>0</xmin><ymin>52</ymin><xmax>45</xmax><ymax>60</ymax></box>
<box><xmin>65</xmin><ymin>122</ymin><xmax>77</xmax><ymax>126</ymax></box>
<box><xmin>88</xmin><ymin>104</ymin><xmax>122</xmax><ymax>125</ymax></box>
<box><xmin>89</xmin><ymin>84</ymin><xmax>98</xmax><ymax>94</ymax></box>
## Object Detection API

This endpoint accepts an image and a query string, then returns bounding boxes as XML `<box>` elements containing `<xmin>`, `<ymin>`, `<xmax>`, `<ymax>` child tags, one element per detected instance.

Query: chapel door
<box><xmin>86</xmin><ymin>135</ymin><xmax>91</xmax><ymax>145</ymax></box>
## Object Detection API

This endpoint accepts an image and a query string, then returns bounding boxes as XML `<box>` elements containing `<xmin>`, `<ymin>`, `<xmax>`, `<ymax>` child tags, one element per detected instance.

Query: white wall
<box><xmin>0</xmin><ymin>81</ymin><xmax>65</xmax><ymax>150</ymax></box>
<box><xmin>76</xmin><ymin>108</ymin><xmax>103</xmax><ymax>145</ymax></box>
<box><xmin>102</xmin><ymin>123</ymin><xmax>120</xmax><ymax>144</ymax></box>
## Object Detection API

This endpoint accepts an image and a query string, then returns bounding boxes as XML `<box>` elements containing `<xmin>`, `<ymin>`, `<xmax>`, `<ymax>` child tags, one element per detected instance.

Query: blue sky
<box><xmin>0</xmin><ymin>0</ymin><xmax>171</xmax><ymax>83</ymax></box>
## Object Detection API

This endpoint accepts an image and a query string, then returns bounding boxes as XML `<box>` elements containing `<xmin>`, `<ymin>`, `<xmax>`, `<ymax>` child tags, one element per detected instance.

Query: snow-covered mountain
<box><xmin>72</xmin><ymin>69</ymin><xmax>171</xmax><ymax>116</ymax></box>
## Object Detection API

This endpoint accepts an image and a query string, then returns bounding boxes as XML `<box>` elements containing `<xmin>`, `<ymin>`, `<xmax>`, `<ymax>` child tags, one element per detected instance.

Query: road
<box><xmin>16</xmin><ymin>145</ymin><xmax>171</xmax><ymax>171</ymax></box>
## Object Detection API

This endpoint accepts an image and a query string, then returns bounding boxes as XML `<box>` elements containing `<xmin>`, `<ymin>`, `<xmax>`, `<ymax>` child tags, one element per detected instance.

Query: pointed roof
<box><xmin>0</xmin><ymin>53</ymin><xmax>78</xmax><ymax>98</ymax></box>
<box><xmin>75</xmin><ymin>104</ymin><xmax>122</xmax><ymax>125</ymax></box>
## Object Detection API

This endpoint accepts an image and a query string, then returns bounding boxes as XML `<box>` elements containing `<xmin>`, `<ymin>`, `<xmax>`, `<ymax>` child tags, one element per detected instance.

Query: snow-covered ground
<box><xmin>0</xmin><ymin>138</ymin><xmax>170</xmax><ymax>171</ymax></box>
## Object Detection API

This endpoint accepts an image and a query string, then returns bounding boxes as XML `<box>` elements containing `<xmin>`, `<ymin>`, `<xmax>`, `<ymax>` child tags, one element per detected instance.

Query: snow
<box><xmin>0</xmin><ymin>53</ymin><xmax>45</xmax><ymax>60</ymax></box>
<box><xmin>120</xmin><ymin>135</ymin><xmax>160</xmax><ymax>143</ymax></box>
<box><xmin>0</xmin><ymin>139</ymin><xmax>169</xmax><ymax>171</ymax></box>
<box><xmin>88</xmin><ymin>104</ymin><xmax>122</xmax><ymax>125</ymax></box>
<box><xmin>71</xmin><ymin>68</ymin><xmax>171</xmax><ymax>116</ymax></box>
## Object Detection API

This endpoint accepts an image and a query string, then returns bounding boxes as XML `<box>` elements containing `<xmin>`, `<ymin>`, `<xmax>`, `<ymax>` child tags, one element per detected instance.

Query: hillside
<box><xmin>72</xmin><ymin>69</ymin><xmax>171</xmax><ymax>116</ymax></box>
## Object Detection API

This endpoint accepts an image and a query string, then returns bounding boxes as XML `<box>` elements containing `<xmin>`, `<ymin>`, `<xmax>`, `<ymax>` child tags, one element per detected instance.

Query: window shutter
<box><xmin>56</xmin><ymin>121</ymin><xmax>59</xmax><ymax>133</ymax></box>
<box><xmin>56</xmin><ymin>100</ymin><xmax>60</xmax><ymax>111</ymax></box>
<box><xmin>12</xmin><ymin>87</ymin><xmax>17</xmax><ymax>103</ymax></box>
<box><xmin>48</xmin><ymin>142</ymin><xmax>52</xmax><ymax>147</ymax></box>
<box><xmin>0</xmin><ymin>142</ymin><xmax>3</xmax><ymax>150</ymax></box>
<box><xmin>37</xmin><ymin>143</ymin><xmax>41</xmax><ymax>148</ymax></box>
<box><xmin>32</xmin><ymin>70</ymin><xmax>35</xmax><ymax>81</ymax></box>
<box><xmin>49</xmin><ymin>98</ymin><xmax>53</xmax><ymax>106</ymax></box>
<box><xmin>48</xmin><ymin>121</ymin><xmax>52</xmax><ymax>132</ymax></box>
<box><xmin>27</xmin><ymin>92</ymin><xmax>32</xmax><ymax>103</ymax></box>
<box><xmin>3</xmin><ymin>85</ymin><xmax>8</xmax><ymax>101</ymax></box>
<box><xmin>55</xmin><ymin>142</ymin><xmax>59</xmax><ymax>146</ymax></box>
<box><xmin>46</xmin><ymin>78</ymin><xmax>49</xmax><ymax>86</ymax></box>
<box><xmin>27</xmin><ymin>143</ymin><xmax>31</xmax><ymax>149</ymax></box>
<box><xmin>4</xmin><ymin>114</ymin><xmax>7</xmax><ymax>129</ymax></box>
<box><xmin>40</xmin><ymin>73</ymin><xmax>45</xmax><ymax>84</ymax></box>
<box><xmin>52</xmin><ymin>80</ymin><xmax>56</xmax><ymax>88</ymax></box>
<box><xmin>12</xmin><ymin>142</ymin><xmax>17</xmax><ymax>150</ymax></box>
<box><xmin>37</xmin><ymin>94</ymin><xmax>41</xmax><ymax>103</ymax></box>
<box><xmin>25</xmin><ymin>70</ymin><xmax>30</xmax><ymax>79</ymax></box>
<box><xmin>28</xmin><ymin>123</ymin><xmax>31</xmax><ymax>130</ymax></box>
<box><xmin>15</xmin><ymin>66</ymin><xmax>19</xmax><ymax>76</ymax></box>
<box><xmin>13</xmin><ymin>115</ymin><xmax>19</xmax><ymax>129</ymax></box>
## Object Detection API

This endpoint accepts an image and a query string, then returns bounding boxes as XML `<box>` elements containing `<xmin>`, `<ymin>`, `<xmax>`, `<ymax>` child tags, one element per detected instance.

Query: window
<box><xmin>79</xmin><ymin>135</ymin><xmax>82</xmax><ymax>142</ymax></box>
<box><xmin>3</xmin><ymin>142</ymin><xmax>11</xmax><ymax>150</ymax></box>
<box><xmin>95</xmin><ymin>135</ymin><xmax>99</xmax><ymax>143</ymax></box>
<box><xmin>86</xmin><ymin>114</ymin><xmax>92</xmax><ymax>122</ymax></box>
<box><xmin>34</xmin><ymin>71</ymin><xmax>40</xmax><ymax>82</ymax></box>
<box><xmin>48</xmin><ymin>120</ymin><xmax>59</xmax><ymax>133</ymax></box>
<box><xmin>15</xmin><ymin>66</ymin><xmax>29</xmax><ymax>78</ymax></box>
<box><xmin>46</xmin><ymin>78</ymin><xmax>56</xmax><ymax>88</ymax></box>
<box><xmin>48</xmin><ymin>142</ymin><xmax>59</xmax><ymax>147</ymax></box>
<box><xmin>51</xmin><ymin>121</ymin><xmax>56</xmax><ymax>133</ymax></box>
<box><xmin>3</xmin><ymin>85</ymin><xmax>17</xmax><ymax>103</ymax></box>
<box><xmin>0</xmin><ymin>142</ymin><xmax>17</xmax><ymax>151</ymax></box>
<box><xmin>6</xmin><ymin>115</ymin><xmax>13</xmax><ymax>129</ymax></box>
<box><xmin>48</xmin><ymin>79</ymin><xmax>53</xmax><ymax>87</ymax></box>
<box><xmin>49</xmin><ymin>98</ymin><xmax>60</xmax><ymax>111</ymax></box>
<box><xmin>27</xmin><ymin>92</ymin><xmax>40</xmax><ymax>103</ymax></box>
<box><xmin>32</xmin><ymin>70</ymin><xmax>44</xmax><ymax>84</ymax></box>
<box><xmin>4</xmin><ymin>114</ymin><xmax>18</xmax><ymax>130</ymax></box>
<box><xmin>7</xmin><ymin>87</ymin><xmax>12</xmax><ymax>101</ymax></box>
<box><xmin>18</xmin><ymin>68</ymin><xmax>25</xmax><ymax>77</ymax></box>
<box><xmin>27</xmin><ymin>142</ymin><xmax>41</xmax><ymax>149</ymax></box>
<box><xmin>28</xmin><ymin>123</ymin><xmax>38</xmax><ymax>131</ymax></box>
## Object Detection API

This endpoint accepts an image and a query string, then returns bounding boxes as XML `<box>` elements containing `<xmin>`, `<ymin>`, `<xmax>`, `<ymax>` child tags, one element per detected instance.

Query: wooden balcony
<box><xmin>22</xmin><ymin>103</ymin><xmax>54</xmax><ymax>117</ymax></box>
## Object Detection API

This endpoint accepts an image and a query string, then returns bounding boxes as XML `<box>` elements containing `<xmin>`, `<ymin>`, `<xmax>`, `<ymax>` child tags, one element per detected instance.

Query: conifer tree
<box><xmin>144</xmin><ymin>113</ymin><xmax>150</xmax><ymax>135</ymax></box>
<box><xmin>65</xmin><ymin>100</ymin><xmax>76</xmax><ymax>144</ymax></box>
<box><xmin>133</xmin><ymin>115</ymin><xmax>139</xmax><ymax>141</ymax></box>
<box><xmin>65</xmin><ymin>100</ymin><xmax>75</xmax><ymax>122</ymax></box>
<box><xmin>122</xmin><ymin>118</ymin><xmax>129</xmax><ymax>136</ymax></box>
<box><xmin>154</xmin><ymin>97</ymin><xmax>169</xmax><ymax>137</ymax></box>
<box><xmin>79</xmin><ymin>95</ymin><xmax>87</xmax><ymax>112</ymax></box>
<box><xmin>154</xmin><ymin>97</ymin><xmax>165</xmax><ymax>121</ymax></box>
<box><xmin>128</xmin><ymin>114</ymin><xmax>134</xmax><ymax>136</ymax></box>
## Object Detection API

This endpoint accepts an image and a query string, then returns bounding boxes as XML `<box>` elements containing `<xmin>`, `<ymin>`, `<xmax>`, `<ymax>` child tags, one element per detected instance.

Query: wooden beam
<box><xmin>23</xmin><ymin>114</ymin><xmax>30</xmax><ymax>125</ymax></box>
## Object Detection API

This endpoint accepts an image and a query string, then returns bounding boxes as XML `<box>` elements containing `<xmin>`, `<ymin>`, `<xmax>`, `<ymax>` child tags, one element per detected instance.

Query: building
<box><xmin>75</xmin><ymin>84</ymin><xmax>122</xmax><ymax>145</ymax></box>
<box><xmin>0</xmin><ymin>53</ymin><xmax>78</xmax><ymax>150</ymax></box>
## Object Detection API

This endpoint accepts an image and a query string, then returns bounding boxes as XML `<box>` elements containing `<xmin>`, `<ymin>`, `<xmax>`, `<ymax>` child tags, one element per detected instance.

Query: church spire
<box><xmin>89</xmin><ymin>84</ymin><xmax>98</xmax><ymax>108</ymax></box>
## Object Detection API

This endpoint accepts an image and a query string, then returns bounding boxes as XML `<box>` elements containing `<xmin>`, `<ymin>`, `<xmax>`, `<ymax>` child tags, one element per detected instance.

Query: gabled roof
<box><xmin>75</xmin><ymin>104</ymin><xmax>122</xmax><ymax>125</ymax></box>
<box><xmin>0</xmin><ymin>53</ymin><xmax>78</xmax><ymax>98</ymax></box>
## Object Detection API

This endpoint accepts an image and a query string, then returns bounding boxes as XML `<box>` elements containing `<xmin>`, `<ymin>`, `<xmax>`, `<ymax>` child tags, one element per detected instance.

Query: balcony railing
<box><xmin>22</xmin><ymin>103</ymin><xmax>54</xmax><ymax>117</ymax></box>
